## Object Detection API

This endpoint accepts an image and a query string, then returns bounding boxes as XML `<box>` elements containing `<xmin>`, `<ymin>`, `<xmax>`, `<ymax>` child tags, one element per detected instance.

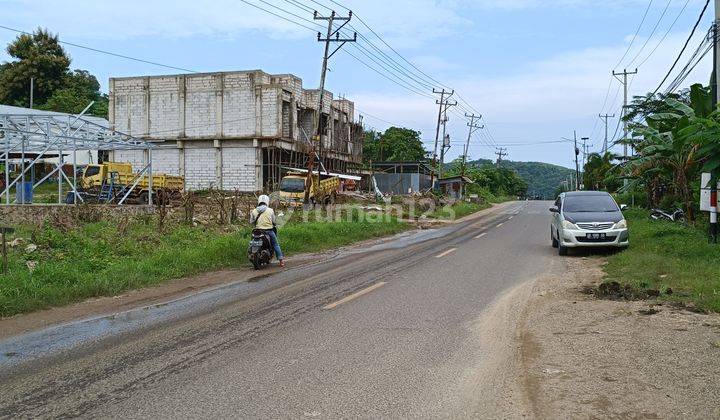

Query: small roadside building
<box><xmin>437</xmin><ymin>175</ymin><xmax>474</xmax><ymax>200</ymax></box>
<box><xmin>371</xmin><ymin>161</ymin><xmax>433</xmax><ymax>195</ymax></box>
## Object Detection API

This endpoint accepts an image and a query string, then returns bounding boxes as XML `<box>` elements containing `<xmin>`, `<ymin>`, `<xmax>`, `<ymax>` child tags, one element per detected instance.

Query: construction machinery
<box><xmin>69</xmin><ymin>162</ymin><xmax>184</xmax><ymax>204</ymax></box>
<box><xmin>278</xmin><ymin>172</ymin><xmax>339</xmax><ymax>206</ymax></box>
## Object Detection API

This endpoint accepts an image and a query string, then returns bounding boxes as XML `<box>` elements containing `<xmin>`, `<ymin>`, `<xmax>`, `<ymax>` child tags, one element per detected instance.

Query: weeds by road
<box><xmin>603</xmin><ymin>208</ymin><xmax>720</xmax><ymax>312</ymax></box>
<box><xmin>427</xmin><ymin>202</ymin><xmax>490</xmax><ymax>220</ymax></box>
<box><xmin>0</xmin><ymin>208</ymin><xmax>407</xmax><ymax>317</ymax></box>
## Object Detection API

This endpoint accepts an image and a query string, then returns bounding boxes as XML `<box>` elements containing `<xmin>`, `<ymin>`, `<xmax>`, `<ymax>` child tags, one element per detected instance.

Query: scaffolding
<box><xmin>0</xmin><ymin>113</ymin><xmax>154</xmax><ymax>205</ymax></box>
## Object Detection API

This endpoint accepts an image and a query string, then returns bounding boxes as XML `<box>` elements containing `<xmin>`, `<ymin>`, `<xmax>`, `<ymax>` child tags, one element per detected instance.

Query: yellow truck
<box><xmin>72</xmin><ymin>162</ymin><xmax>184</xmax><ymax>204</ymax></box>
<box><xmin>279</xmin><ymin>172</ymin><xmax>340</xmax><ymax>206</ymax></box>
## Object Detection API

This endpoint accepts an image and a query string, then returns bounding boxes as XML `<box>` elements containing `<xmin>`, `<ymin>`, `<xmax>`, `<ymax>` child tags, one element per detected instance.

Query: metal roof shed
<box><xmin>0</xmin><ymin>112</ymin><xmax>154</xmax><ymax>205</ymax></box>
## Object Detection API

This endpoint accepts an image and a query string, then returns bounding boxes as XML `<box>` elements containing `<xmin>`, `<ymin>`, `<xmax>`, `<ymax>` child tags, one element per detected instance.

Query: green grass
<box><xmin>0</xmin><ymin>211</ymin><xmax>408</xmax><ymax>317</ymax></box>
<box><xmin>428</xmin><ymin>201</ymin><xmax>490</xmax><ymax>220</ymax></box>
<box><xmin>603</xmin><ymin>208</ymin><xmax>720</xmax><ymax>312</ymax></box>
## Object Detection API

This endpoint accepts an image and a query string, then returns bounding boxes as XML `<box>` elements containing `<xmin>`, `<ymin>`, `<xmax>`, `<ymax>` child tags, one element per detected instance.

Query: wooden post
<box><xmin>1</xmin><ymin>230</ymin><xmax>5</xmax><ymax>275</ymax></box>
<box><xmin>0</xmin><ymin>227</ymin><xmax>13</xmax><ymax>275</ymax></box>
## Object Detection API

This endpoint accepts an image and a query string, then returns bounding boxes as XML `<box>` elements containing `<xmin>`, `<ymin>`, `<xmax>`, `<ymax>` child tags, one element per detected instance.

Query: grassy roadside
<box><xmin>0</xmin><ymin>210</ymin><xmax>408</xmax><ymax>317</ymax></box>
<box><xmin>603</xmin><ymin>208</ymin><xmax>720</xmax><ymax>312</ymax></box>
<box><xmin>427</xmin><ymin>201</ymin><xmax>490</xmax><ymax>220</ymax></box>
<box><xmin>427</xmin><ymin>193</ymin><xmax>516</xmax><ymax>220</ymax></box>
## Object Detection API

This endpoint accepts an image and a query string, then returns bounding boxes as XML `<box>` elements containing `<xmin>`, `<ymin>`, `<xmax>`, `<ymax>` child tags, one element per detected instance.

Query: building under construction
<box><xmin>108</xmin><ymin>70</ymin><xmax>364</xmax><ymax>191</ymax></box>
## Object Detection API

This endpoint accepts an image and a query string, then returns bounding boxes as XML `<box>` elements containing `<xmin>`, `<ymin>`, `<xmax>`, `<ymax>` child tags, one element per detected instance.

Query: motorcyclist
<box><xmin>249</xmin><ymin>195</ymin><xmax>285</xmax><ymax>267</ymax></box>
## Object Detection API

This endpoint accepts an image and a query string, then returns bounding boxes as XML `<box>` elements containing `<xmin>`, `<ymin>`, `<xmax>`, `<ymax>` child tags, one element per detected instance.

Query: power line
<box><xmin>0</xmin><ymin>24</ymin><xmax>199</xmax><ymax>74</ymax></box>
<box><xmin>652</xmin><ymin>0</ymin><xmax>711</xmax><ymax>94</ymax></box>
<box><xmin>613</xmin><ymin>0</ymin><xmax>655</xmax><ymax>70</ymax></box>
<box><xmin>626</xmin><ymin>0</ymin><xmax>674</xmax><ymax>68</ymax></box>
<box><xmin>636</xmin><ymin>0</ymin><xmax>692</xmax><ymax>68</ymax></box>
<box><xmin>664</xmin><ymin>25</ymin><xmax>714</xmax><ymax>93</ymax></box>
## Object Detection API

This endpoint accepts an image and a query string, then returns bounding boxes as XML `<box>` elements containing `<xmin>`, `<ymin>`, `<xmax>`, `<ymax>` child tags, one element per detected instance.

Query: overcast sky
<box><xmin>0</xmin><ymin>0</ymin><xmax>714</xmax><ymax>168</ymax></box>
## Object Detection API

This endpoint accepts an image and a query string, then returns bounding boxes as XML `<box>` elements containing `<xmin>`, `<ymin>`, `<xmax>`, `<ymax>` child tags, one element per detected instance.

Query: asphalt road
<box><xmin>0</xmin><ymin>201</ymin><xmax>563</xmax><ymax>418</ymax></box>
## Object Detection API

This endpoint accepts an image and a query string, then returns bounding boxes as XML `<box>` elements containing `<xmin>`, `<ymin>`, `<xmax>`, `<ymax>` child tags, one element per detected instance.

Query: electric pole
<box><xmin>462</xmin><ymin>113</ymin><xmax>483</xmax><ymax>177</ymax></box>
<box><xmin>573</xmin><ymin>130</ymin><xmax>580</xmax><ymax>191</ymax></box>
<box><xmin>438</xmin><ymin>99</ymin><xmax>457</xmax><ymax>179</ymax></box>
<box><xmin>710</xmin><ymin>0</ymin><xmax>719</xmax><ymax>243</ymax></box>
<box><xmin>581</xmin><ymin>137</ymin><xmax>591</xmax><ymax>168</ymax></box>
<box><xmin>495</xmin><ymin>148</ymin><xmax>507</xmax><ymax>167</ymax></box>
<box><xmin>304</xmin><ymin>10</ymin><xmax>356</xmax><ymax>204</ymax></box>
<box><xmin>599</xmin><ymin>113</ymin><xmax>614</xmax><ymax>153</ymax></box>
<box><xmin>613</xmin><ymin>69</ymin><xmax>638</xmax><ymax>162</ymax></box>
<box><xmin>29</xmin><ymin>77</ymin><xmax>34</xmax><ymax>109</ymax></box>
<box><xmin>432</xmin><ymin>89</ymin><xmax>455</xmax><ymax>183</ymax></box>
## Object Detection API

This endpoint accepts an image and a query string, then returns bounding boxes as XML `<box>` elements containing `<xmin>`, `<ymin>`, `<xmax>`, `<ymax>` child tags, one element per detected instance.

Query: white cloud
<box><xmin>348</xmin><ymin>31</ymin><xmax>714</xmax><ymax>166</ymax></box>
<box><xmin>0</xmin><ymin>0</ymin><xmax>471</xmax><ymax>47</ymax></box>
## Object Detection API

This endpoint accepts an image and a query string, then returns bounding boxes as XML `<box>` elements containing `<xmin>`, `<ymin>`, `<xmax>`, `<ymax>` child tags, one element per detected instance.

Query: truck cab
<box><xmin>81</xmin><ymin>162</ymin><xmax>133</xmax><ymax>189</ymax></box>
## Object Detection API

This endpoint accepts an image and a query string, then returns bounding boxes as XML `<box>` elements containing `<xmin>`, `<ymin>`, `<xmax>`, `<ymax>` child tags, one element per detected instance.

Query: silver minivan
<box><xmin>550</xmin><ymin>191</ymin><xmax>629</xmax><ymax>255</ymax></box>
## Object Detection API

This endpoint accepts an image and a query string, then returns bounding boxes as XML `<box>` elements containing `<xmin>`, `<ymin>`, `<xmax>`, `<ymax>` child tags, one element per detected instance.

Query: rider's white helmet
<box><xmin>258</xmin><ymin>194</ymin><xmax>270</xmax><ymax>205</ymax></box>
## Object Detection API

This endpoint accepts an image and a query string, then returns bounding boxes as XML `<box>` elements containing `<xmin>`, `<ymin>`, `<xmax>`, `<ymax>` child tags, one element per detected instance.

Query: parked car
<box><xmin>550</xmin><ymin>191</ymin><xmax>629</xmax><ymax>255</ymax></box>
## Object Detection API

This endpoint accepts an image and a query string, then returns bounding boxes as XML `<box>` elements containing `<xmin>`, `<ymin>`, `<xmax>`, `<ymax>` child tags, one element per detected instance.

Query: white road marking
<box><xmin>508</xmin><ymin>216</ymin><xmax>514</xmax><ymax>220</ymax></box>
<box><xmin>323</xmin><ymin>282</ymin><xmax>387</xmax><ymax>310</ymax></box>
<box><xmin>475</xmin><ymin>232</ymin><xmax>487</xmax><ymax>239</ymax></box>
<box><xmin>435</xmin><ymin>248</ymin><xmax>457</xmax><ymax>258</ymax></box>
<box><xmin>496</xmin><ymin>223</ymin><xmax>504</xmax><ymax>228</ymax></box>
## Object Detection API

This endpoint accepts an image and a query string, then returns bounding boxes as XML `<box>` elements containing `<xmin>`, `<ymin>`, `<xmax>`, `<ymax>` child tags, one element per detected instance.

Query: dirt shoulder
<box><xmin>519</xmin><ymin>256</ymin><xmax>720</xmax><ymax>418</ymax></box>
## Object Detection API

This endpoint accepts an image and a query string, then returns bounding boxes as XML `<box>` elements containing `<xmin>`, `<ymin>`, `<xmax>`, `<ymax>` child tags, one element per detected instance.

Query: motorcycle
<box><xmin>650</xmin><ymin>208</ymin><xmax>686</xmax><ymax>223</ymax></box>
<box><xmin>248</xmin><ymin>229</ymin><xmax>275</xmax><ymax>270</ymax></box>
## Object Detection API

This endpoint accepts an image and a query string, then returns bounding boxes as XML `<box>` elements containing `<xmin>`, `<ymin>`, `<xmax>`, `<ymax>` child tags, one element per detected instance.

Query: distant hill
<box><xmin>466</xmin><ymin>159</ymin><xmax>574</xmax><ymax>199</ymax></box>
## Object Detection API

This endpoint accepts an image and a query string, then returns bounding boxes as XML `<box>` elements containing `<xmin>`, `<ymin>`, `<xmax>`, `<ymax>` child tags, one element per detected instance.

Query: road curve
<box><xmin>0</xmin><ymin>201</ymin><xmax>564</xmax><ymax>418</ymax></box>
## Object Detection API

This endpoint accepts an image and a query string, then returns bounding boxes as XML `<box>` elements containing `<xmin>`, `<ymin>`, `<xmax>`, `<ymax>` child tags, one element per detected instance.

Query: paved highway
<box><xmin>0</xmin><ymin>201</ymin><xmax>564</xmax><ymax>418</ymax></box>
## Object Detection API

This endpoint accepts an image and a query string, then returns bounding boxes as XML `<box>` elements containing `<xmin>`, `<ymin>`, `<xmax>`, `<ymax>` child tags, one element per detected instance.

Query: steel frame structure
<box><xmin>0</xmin><ymin>113</ymin><xmax>154</xmax><ymax>206</ymax></box>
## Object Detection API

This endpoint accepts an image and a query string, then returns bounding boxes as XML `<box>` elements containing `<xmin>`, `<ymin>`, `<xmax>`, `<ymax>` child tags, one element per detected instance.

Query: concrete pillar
<box><xmin>144</xmin><ymin>77</ymin><xmax>150</xmax><ymax>136</ymax></box>
<box><xmin>254</xmin><ymin>138</ymin><xmax>262</xmax><ymax>191</ymax></box>
<box><xmin>214</xmin><ymin>139</ymin><xmax>223</xmax><ymax>190</ymax></box>
<box><xmin>177</xmin><ymin>140</ymin><xmax>186</xmax><ymax>190</ymax></box>
<box><xmin>179</xmin><ymin>76</ymin><xmax>186</xmax><ymax>138</ymax></box>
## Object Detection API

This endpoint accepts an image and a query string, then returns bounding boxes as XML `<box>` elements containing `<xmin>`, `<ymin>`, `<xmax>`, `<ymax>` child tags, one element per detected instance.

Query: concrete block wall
<box><xmin>222</xmin><ymin>146</ymin><xmax>260</xmax><ymax>191</ymax></box>
<box><xmin>303</xmin><ymin>89</ymin><xmax>334</xmax><ymax>112</ymax></box>
<box><xmin>260</xmin><ymin>87</ymin><xmax>279</xmax><ymax>137</ymax></box>
<box><xmin>152</xmin><ymin>148</ymin><xmax>181</xmax><ymax>176</ymax></box>
<box><xmin>223</xmin><ymin>73</ymin><xmax>256</xmax><ymax>138</ymax></box>
<box><xmin>111</xmin><ymin>149</ymin><xmax>145</xmax><ymax>172</ymax></box>
<box><xmin>110</xmin><ymin>142</ymin><xmax>260</xmax><ymax>192</ymax></box>
<box><xmin>148</xmin><ymin>77</ymin><xmax>183</xmax><ymax>138</ymax></box>
<box><xmin>184</xmin><ymin>147</ymin><xmax>217</xmax><ymax>190</ymax></box>
<box><xmin>109</xmin><ymin>78</ymin><xmax>148</xmax><ymax>136</ymax></box>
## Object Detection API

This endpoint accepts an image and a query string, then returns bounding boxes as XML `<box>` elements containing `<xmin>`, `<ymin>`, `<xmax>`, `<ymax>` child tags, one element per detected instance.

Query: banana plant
<box><xmin>621</xmin><ymin>84</ymin><xmax>709</xmax><ymax>221</ymax></box>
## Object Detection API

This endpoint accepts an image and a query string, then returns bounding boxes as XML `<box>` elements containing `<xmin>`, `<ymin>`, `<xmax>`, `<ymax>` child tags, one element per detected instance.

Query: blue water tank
<box><xmin>15</xmin><ymin>182</ymin><xmax>33</xmax><ymax>204</ymax></box>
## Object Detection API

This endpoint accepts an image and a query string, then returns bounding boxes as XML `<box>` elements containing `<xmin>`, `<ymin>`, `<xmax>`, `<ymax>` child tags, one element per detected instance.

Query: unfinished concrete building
<box><xmin>108</xmin><ymin>70</ymin><xmax>364</xmax><ymax>191</ymax></box>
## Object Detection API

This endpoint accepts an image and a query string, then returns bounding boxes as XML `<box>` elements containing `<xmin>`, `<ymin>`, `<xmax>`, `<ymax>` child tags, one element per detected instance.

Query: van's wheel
<box><xmin>558</xmin><ymin>244</ymin><xmax>568</xmax><ymax>256</ymax></box>
<box><xmin>551</xmin><ymin>229</ymin><xmax>559</xmax><ymax>248</ymax></box>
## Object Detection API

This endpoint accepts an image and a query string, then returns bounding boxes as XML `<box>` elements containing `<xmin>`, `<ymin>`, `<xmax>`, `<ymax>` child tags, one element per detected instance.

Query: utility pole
<box><xmin>599</xmin><ymin>113</ymin><xmax>614</xmax><ymax>153</ymax></box>
<box><xmin>304</xmin><ymin>10</ymin><xmax>356</xmax><ymax>204</ymax></box>
<box><xmin>704</xmin><ymin>1</ymin><xmax>720</xmax><ymax>241</ymax></box>
<box><xmin>432</xmin><ymin>89</ymin><xmax>455</xmax><ymax>183</ymax></box>
<box><xmin>438</xmin><ymin>99</ymin><xmax>457</xmax><ymax>180</ymax></box>
<box><xmin>580</xmin><ymin>137</ymin><xmax>591</xmax><ymax>168</ymax></box>
<box><xmin>613</xmin><ymin>69</ymin><xmax>638</xmax><ymax>164</ymax></box>
<box><xmin>573</xmin><ymin>130</ymin><xmax>580</xmax><ymax>191</ymax></box>
<box><xmin>462</xmin><ymin>113</ymin><xmax>483</xmax><ymax>177</ymax></box>
<box><xmin>495</xmin><ymin>148</ymin><xmax>507</xmax><ymax>167</ymax></box>
<box><xmin>29</xmin><ymin>77</ymin><xmax>34</xmax><ymax>109</ymax></box>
